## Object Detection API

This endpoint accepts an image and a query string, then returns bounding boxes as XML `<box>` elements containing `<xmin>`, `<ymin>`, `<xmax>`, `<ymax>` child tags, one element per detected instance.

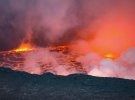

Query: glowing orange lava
<box><xmin>14</xmin><ymin>43</ymin><xmax>33</xmax><ymax>52</ymax></box>
<box><xmin>104</xmin><ymin>53</ymin><xmax>117</xmax><ymax>59</ymax></box>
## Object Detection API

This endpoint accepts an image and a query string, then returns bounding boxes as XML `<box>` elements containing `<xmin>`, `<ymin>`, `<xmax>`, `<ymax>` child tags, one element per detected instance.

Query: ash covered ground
<box><xmin>0</xmin><ymin>67</ymin><xmax>135</xmax><ymax>100</ymax></box>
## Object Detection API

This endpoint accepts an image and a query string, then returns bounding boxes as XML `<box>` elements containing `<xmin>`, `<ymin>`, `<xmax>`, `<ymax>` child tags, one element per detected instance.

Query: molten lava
<box><xmin>105</xmin><ymin>53</ymin><xmax>117</xmax><ymax>59</ymax></box>
<box><xmin>14</xmin><ymin>43</ymin><xmax>33</xmax><ymax>52</ymax></box>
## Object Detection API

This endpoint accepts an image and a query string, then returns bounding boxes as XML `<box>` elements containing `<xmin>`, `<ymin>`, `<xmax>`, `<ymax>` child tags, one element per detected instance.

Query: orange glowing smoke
<box><xmin>88</xmin><ymin>11</ymin><xmax>135</xmax><ymax>58</ymax></box>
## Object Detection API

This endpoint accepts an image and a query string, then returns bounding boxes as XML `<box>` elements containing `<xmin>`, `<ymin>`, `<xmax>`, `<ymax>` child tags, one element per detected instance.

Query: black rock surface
<box><xmin>0</xmin><ymin>67</ymin><xmax>135</xmax><ymax>100</ymax></box>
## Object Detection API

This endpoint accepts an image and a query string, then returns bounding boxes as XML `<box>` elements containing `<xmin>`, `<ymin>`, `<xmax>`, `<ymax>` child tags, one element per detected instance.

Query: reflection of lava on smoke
<box><xmin>1</xmin><ymin>0</ymin><xmax>135</xmax><ymax>80</ymax></box>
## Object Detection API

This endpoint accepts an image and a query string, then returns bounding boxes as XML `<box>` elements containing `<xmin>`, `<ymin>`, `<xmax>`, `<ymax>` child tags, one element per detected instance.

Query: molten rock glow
<box><xmin>1</xmin><ymin>47</ymin><xmax>135</xmax><ymax>80</ymax></box>
<box><xmin>14</xmin><ymin>43</ymin><xmax>33</xmax><ymax>52</ymax></box>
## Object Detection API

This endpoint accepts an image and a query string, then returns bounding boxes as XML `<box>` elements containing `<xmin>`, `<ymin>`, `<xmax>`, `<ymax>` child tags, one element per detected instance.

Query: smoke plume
<box><xmin>0</xmin><ymin>0</ymin><xmax>118</xmax><ymax>50</ymax></box>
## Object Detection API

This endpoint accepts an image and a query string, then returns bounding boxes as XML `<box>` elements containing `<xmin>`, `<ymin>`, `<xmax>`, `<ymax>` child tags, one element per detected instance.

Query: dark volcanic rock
<box><xmin>0</xmin><ymin>67</ymin><xmax>135</xmax><ymax>100</ymax></box>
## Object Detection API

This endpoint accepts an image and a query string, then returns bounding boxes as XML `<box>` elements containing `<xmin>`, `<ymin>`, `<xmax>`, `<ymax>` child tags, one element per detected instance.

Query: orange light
<box><xmin>104</xmin><ymin>53</ymin><xmax>117</xmax><ymax>59</ymax></box>
<box><xmin>86</xmin><ymin>10</ymin><xmax>135</xmax><ymax>59</ymax></box>
<box><xmin>15</xmin><ymin>48</ymin><xmax>32</xmax><ymax>52</ymax></box>
<box><xmin>14</xmin><ymin>43</ymin><xmax>33</xmax><ymax>52</ymax></box>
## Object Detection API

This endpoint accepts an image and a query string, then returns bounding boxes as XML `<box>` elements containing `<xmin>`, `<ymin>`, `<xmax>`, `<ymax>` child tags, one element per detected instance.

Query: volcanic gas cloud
<box><xmin>0</xmin><ymin>0</ymin><xmax>135</xmax><ymax>80</ymax></box>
